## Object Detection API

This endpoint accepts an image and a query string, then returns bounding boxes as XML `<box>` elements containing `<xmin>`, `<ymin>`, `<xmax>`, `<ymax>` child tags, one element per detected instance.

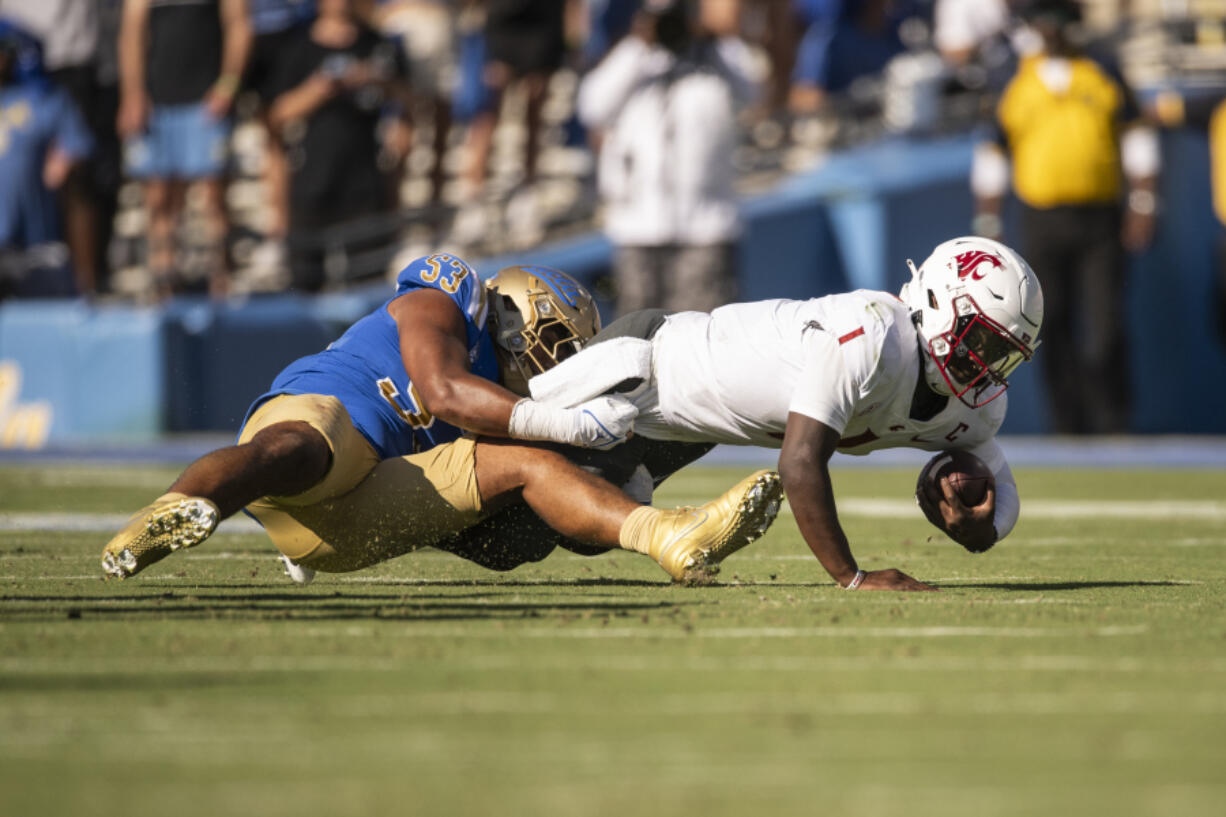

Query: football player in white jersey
<box><xmin>439</xmin><ymin>236</ymin><xmax>1043</xmax><ymax>592</ymax></box>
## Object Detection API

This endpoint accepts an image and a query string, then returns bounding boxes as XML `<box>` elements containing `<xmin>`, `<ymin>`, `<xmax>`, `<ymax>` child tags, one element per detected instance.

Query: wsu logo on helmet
<box><xmin>954</xmin><ymin>250</ymin><xmax>1003</xmax><ymax>281</ymax></box>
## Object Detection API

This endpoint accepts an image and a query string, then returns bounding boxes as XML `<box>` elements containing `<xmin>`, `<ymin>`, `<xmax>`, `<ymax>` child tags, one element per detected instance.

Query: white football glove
<box><xmin>508</xmin><ymin>395</ymin><xmax>638</xmax><ymax>449</ymax></box>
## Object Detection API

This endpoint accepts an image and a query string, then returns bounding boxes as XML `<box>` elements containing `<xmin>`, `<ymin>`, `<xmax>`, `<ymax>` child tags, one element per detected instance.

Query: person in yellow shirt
<box><xmin>971</xmin><ymin>0</ymin><xmax>1158</xmax><ymax>434</ymax></box>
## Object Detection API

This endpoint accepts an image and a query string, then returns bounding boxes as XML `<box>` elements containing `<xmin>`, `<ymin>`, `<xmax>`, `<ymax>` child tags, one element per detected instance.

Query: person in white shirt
<box><xmin>436</xmin><ymin>237</ymin><xmax>1044</xmax><ymax>592</ymax></box>
<box><xmin>933</xmin><ymin>0</ymin><xmax>1010</xmax><ymax>66</ymax></box>
<box><xmin>577</xmin><ymin>0</ymin><xmax>756</xmax><ymax>316</ymax></box>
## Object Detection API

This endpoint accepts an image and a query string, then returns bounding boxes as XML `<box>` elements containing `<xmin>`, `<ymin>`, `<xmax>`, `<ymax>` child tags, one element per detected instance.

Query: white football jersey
<box><xmin>634</xmin><ymin>290</ymin><xmax>1008</xmax><ymax>472</ymax></box>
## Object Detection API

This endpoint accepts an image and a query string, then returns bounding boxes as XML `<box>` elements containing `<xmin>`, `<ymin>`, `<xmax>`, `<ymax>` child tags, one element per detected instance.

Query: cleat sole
<box><xmin>101</xmin><ymin>497</ymin><xmax>219</xmax><ymax>579</ymax></box>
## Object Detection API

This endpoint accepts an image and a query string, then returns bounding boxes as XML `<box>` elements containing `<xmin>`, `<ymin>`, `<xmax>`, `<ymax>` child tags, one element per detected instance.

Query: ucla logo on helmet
<box><xmin>525</xmin><ymin>266</ymin><xmax>583</xmax><ymax>308</ymax></box>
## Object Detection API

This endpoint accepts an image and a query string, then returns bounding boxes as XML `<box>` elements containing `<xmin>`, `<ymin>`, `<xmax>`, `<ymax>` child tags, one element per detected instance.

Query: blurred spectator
<box><xmin>583</xmin><ymin>0</ymin><xmax>641</xmax><ymax>66</ymax></box>
<box><xmin>0</xmin><ymin>18</ymin><xmax>93</xmax><ymax>299</ymax></box>
<box><xmin>933</xmin><ymin>0</ymin><xmax>1009</xmax><ymax>66</ymax></box>
<box><xmin>972</xmin><ymin>0</ymin><xmax>1158</xmax><ymax>434</ymax></box>
<box><xmin>736</xmin><ymin>0</ymin><xmax>807</xmax><ymax>120</ymax></box>
<box><xmin>788</xmin><ymin>0</ymin><xmax>906</xmax><ymax>114</ymax></box>
<box><xmin>375</xmin><ymin>0</ymin><xmax>457</xmax><ymax>207</ymax></box>
<box><xmin>0</xmin><ymin>0</ymin><xmax>121</xmax><ymax>296</ymax></box>
<box><xmin>243</xmin><ymin>0</ymin><xmax>316</xmax><ymax>274</ymax></box>
<box><xmin>453</xmin><ymin>0</ymin><xmax>570</xmax><ymax>246</ymax></box>
<box><xmin>267</xmin><ymin>0</ymin><xmax>413</xmax><ymax>291</ymax></box>
<box><xmin>578</xmin><ymin>0</ymin><xmax>757</xmax><ymax>315</ymax></box>
<box><xmin>933</xmin><ymin>0</ymin><xmax>1036</xmax><ymax>95</ymax></box>
<box><xmin>118</xmin><ymin>0</ymin><xmax>251</xmax><ymax>300</ymax></box>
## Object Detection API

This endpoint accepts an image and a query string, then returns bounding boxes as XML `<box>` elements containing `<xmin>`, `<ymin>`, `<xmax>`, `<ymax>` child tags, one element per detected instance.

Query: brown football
<box><xmin>917</xmin><ymin>449</ymin><xmax>995</xmax><ymax>507</ymax></box>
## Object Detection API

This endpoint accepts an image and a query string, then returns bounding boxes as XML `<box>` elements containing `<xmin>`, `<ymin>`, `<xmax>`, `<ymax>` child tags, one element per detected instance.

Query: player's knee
<box><xmin>248</xmin><ymin>421</ymin><xmax>330</xmax><ymax>475</ymax></box>
<box><xmin>513</xmin><ymin>444</ymin><xmax>572</xmax><ymax>481</ymax></box>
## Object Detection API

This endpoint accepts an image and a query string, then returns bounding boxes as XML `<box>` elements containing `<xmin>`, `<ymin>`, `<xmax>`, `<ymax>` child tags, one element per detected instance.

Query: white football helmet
<box><xmin>486</xmin><ymin>265</ymin><xmax>602</xmax><ymax>395</ymax></box>
<box><xmin>901</xmin><ymin>237</ymin><xmax>1043</xmax><ymax>408</ymax></box>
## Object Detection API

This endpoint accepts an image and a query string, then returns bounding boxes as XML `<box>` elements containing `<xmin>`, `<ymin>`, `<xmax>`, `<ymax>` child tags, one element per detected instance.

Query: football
<box><xmin>917</xmin><ymin>449</ymin><xmax>995</xmax><ymax>508</ymax></box>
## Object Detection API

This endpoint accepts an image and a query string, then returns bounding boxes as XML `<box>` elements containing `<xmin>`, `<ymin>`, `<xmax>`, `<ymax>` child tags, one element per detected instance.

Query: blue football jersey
<box><xmin>243</xmin><ymin>253</ymin><xmax>500</xmax><ymax>459</ymax></box>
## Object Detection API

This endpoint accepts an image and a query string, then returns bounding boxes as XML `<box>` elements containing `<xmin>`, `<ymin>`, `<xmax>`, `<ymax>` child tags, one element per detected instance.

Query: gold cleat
<box><xmin>649</xmin><ymin>469</ymin><xmax>784</xmax><ymax>583</ymax></box>
<box><xmin>101</xmin><ymin>493</ymin><xmax>219</xmax><ymax>579</ymax></box>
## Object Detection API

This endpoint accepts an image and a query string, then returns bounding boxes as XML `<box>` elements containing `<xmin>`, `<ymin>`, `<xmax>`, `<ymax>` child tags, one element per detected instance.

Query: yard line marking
<box><xmin>4</xmin><ymin>653</ymin><xmax>1225</xmax><ymax>676</ymax></box>
<box><xmin>6</xmin><ymin>497</ymin><xmax>1226</xmax><ymax>534</ymax></box>
<box><xmin>0</xmin><ymin>513</ymin><xmax>263</xmax><ymax>534</ymax></box>
<box><xmin>664</xmin><ymin>497</ymin><xmax>1226</xmax><ymax>521</ymax></box>
<box><xmin>320</xmin><ymin>624</ymin><xmax>1150</xmax><ymax>639</ymax></box>
<box><xmin>834</xmin><ymin>498</ymin><xmax>1226</xmax><ymax>521</ymax></box>
<box><xmin>6</xmin><ymin>682</ymin><xmax>1217</xmax><ymax>718</ymax></box>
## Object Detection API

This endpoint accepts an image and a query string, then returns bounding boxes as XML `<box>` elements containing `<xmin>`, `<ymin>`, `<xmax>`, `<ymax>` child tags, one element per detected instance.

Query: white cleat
<box><xmin>280</xmin><ymin>554</ymin><xmax>316</xmax><ymax>586</ymax></box>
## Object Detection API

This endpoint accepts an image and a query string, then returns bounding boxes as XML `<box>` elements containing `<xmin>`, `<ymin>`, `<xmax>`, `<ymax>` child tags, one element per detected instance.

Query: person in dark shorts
<box><xmin>266</xmin><ymin>0</ymin><xmax>414</xmax><ymax>291</ymax></box>
<box><xmin>117</xmin><ymin>0</ymin><xmax>252</xmax><ymax>299</ymax></box>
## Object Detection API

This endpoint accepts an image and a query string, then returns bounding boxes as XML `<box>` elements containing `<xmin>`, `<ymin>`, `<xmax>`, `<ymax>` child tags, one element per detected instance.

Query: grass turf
<box><xmin>1</xmin><ymin>461</ymin><xmax>1224</xmax><ymax>817</ymax></box>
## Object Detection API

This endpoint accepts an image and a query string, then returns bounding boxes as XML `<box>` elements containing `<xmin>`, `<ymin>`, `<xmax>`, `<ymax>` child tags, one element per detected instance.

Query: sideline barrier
<box><xmin>1</xmin><ymin>132</ymin><xmax>1224</xmax><ymax>444</ymax></box>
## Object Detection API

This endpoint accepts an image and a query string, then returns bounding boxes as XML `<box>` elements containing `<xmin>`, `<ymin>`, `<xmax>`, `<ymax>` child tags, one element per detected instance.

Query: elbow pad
<box><xmin>993</xmin><ymin>478</ymin><xmax>1019</xmax><ymax>541</ymax></box>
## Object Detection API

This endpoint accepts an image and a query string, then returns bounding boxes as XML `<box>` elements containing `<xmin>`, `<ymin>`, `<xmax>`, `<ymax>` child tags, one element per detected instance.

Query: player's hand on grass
<box><xmin>858</xmin><ymin>568</ymin><xmax>938</xmax><ymax>592</ymax></box>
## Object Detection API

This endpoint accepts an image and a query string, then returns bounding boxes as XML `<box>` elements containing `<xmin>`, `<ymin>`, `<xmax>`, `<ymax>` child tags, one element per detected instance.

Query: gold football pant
<box><xmin>237</xmin><ymin>394</ymin><xmax>486</xmax><ymax>573</ymax></box>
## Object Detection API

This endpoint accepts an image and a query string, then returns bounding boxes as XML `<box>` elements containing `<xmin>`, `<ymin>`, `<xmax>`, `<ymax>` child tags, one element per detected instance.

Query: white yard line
<box><xmin>5</xmin><ymin>497</ymin><xmax>1226</xmax><ymax>534</ymax></box>
<box><xmin>7</xmin><ymin>649</ymin><xmax>1221</xmax><ymax>677</ymax></box>
<box><xmin>0</xmin><ymin>513</ymin><xmax>263</xmax><ymax>533</ymax></box>
<box><xmin>0</xmin><ymin>669</ymin><xmax>1216</xmax><ymax>716</ymax></box>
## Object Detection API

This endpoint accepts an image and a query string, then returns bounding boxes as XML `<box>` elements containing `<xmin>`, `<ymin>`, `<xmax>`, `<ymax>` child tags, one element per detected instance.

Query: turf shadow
<box><xmin>166</xmin><ymin>577</ymin><xmax>671</xmax><ymax>590</ymax></box>
<box><xmin>0</xmin><ymin>592</ymin><xmax>692</xmax><ymax>622</ymax></box>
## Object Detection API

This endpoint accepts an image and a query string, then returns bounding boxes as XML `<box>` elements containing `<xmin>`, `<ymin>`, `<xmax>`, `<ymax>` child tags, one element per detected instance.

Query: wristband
<box><xmin>212</xmin><ymin>73</ymin><xmax>241</xmax><ymax>98</ymax></box>
<box><xmin>1128</xmin><ymin>190</ymin><xmax>1157</xmax><ymax>216</ymax></box>
<box><xmin>845</xmin><ymin>569</ymin><xmax>866</xmax><ymax>590</ymax></box>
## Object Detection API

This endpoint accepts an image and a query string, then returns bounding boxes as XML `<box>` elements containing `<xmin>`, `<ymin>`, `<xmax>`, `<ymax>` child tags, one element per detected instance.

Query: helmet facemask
<box><xmin>486</xmin><ymin>266</ymin><xmax>602</xmax><ymax>396</ymax></box>
<box><xmin>926</xmin><ymin>294</ymin><xmax>1033</xmax><ymax>407</ymax></box>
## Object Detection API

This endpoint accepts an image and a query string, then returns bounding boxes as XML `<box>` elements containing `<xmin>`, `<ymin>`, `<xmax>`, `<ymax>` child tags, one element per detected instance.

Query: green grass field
<box><xmin>2</xmin><ymin>460</ymin><xmax>1225</xmax><ymax>817</ymax></box>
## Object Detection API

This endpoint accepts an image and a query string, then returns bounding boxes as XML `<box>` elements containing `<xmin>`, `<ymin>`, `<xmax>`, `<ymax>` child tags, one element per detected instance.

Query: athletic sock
<box><xmin>618</xmin><ymin>506</ymin><xmax>661</xmax><ymax>556</ymax></box>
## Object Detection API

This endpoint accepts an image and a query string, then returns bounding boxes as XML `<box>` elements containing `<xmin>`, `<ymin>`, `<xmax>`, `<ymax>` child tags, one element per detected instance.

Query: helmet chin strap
<box><xmin>921</xmin><ymin>346</ymin><xmax>955</xmax><ymax>397</ymax></box>
<box><xmin>908</xmin><ymin>295</ymin><xmax>952</xmax><ymax>400</ymax></box>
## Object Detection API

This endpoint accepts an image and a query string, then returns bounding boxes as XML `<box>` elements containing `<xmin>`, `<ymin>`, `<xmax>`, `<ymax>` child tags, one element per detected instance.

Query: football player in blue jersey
<box><xmin>101</xmin><ymin>254</ymin><xmax>783</xmax><ymax>584</ymax></box>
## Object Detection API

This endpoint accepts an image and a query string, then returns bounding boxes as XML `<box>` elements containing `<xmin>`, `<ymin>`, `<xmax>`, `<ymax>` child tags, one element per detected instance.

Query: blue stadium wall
<box><xmin>1</xmin><ymin>130</ymin><xmax>1223</xmax><ymax>447</ymax></box>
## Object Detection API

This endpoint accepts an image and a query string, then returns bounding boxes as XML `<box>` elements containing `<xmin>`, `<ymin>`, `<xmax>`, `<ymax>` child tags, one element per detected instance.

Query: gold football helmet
<box><xmin>485</xmin><ymin>265</ymin><xmax>602</xmax><ymax>395</ymax></box>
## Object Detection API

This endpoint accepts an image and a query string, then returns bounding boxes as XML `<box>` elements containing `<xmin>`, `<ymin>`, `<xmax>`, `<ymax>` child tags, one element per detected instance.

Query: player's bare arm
<box><xmin>207</xmin><ymin>0</ymin><xmax>252</xmax><ymax>119</ymax></box>
<box><xmin>267</xmin><ymin>72</ymin><xmax>340</xmax><ymax>131</ymax></box>
<box><xmin>392</xmin><ymin>288</ymin><xmax>521</xmax><ymax>436</ymax></box>
<box><xmin>116</xmin><ymin>0</ymin><xmax>151</xmax><ymax>137</ymax></box>
<box><xmin>779</xmin><ymin>412</ymin><xmax>937</xmax><ymax>592</ymax></box>
<box><xmin>391</xmin><ymin>287</ymin><xmax>637</xmax><ymax>448</ymax></box>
